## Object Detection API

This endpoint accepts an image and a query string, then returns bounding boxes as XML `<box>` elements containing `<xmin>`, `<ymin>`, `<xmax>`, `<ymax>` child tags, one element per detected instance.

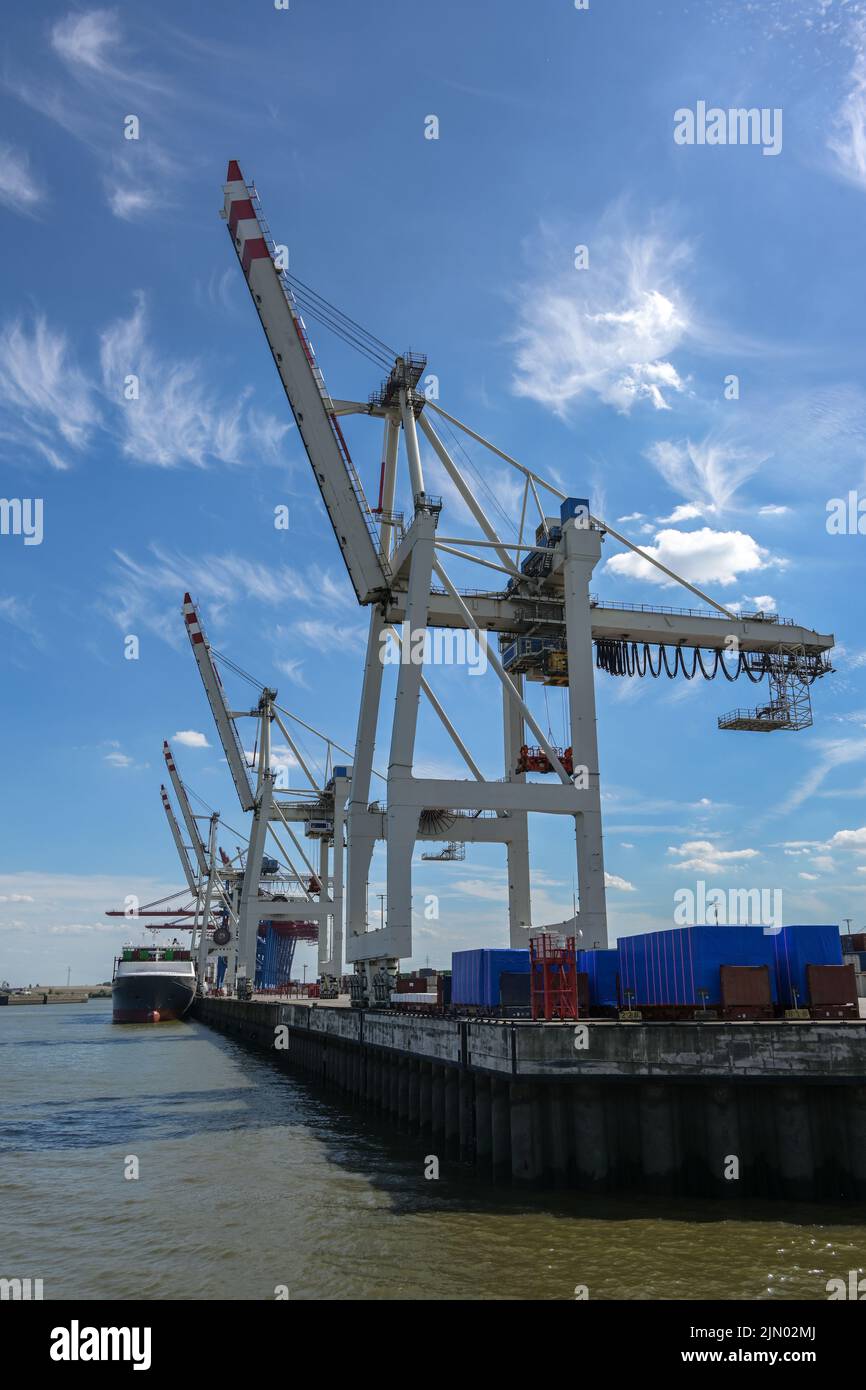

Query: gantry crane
<box><xmin>182</xmin><ymin>591</ymin><xmax>342</xmax><ymax>991</ymax></box>
<box><xmin>221</xmin><ymin>160</ymin><xmax>834</xmax><ymax>1003</ymax></box>
<box><xmin>159</xmin><ymin>751</ymin><xmax>237</xmax><ymax>986</ymax></box>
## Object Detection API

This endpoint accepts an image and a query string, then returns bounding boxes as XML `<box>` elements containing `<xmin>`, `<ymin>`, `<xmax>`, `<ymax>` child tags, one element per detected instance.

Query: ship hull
<box><xmin>112</xmin><ymin>972</ymin><xmax>196</xmax><ymax>1024</ymax></box>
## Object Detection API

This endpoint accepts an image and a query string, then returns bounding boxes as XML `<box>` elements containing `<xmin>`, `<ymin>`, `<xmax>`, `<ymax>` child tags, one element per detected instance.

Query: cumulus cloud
<box><xmin>605</xmin><ymin>872</ymin><xmax>636</xmax><ymax>891</ymax></box>
<box><xmin>512</xmin><ymin>218</ymin><xmax>692</xmax><ymax>416</ymax></box>
<box><xmin>657</xmin><ymin>503</ymin><xmax>703</xmax><ymax>524</ymax></box>
<box><xmin>829</xmin><ymin>826</ymin><xmax>866</xmax><ymax>849</ymax></box>
<box><xmin>171</xmin><ymin>730</ymin><xmax>210</xmax><ymax>749</ymax></box>
<box><xmin>605</xmin><ymin>526</ymin><xmax>769</xmax><ymax>588</ymax></box>
<box><xmin>667</xmin><ymin>840</ymin><xmax>760</xmax><ymax>874</ymax></box>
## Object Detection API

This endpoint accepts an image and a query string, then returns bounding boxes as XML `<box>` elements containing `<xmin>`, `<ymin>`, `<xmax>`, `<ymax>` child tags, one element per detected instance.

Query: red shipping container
<box><xmin>806</xmin><ymin>964</ymin><xmax>857</xmax><ymax>1007</ymax></box>
<box><xmin>720</xmin><ymin>965</ymin><xmax>772</xmax><ymax>1009</ymax></box>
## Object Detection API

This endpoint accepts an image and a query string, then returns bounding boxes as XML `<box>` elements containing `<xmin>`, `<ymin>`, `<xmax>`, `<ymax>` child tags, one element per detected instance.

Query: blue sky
<box><xmin>2</xmin><ymin>0</ymin><xmax>866</xmax><ymax>984</ymax></box>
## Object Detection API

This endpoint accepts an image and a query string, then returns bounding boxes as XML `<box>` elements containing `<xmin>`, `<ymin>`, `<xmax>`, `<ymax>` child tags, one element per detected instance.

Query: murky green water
<box><xmin>1</xmin><ymin>999</ymin><xmax>864</xmax><ymax>1301</ymax></box>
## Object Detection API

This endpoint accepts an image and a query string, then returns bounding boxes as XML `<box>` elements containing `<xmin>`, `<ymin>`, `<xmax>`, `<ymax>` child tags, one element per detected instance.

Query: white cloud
<box><xmin>605</xmin><ymin>872</ymin><xmax>636</xmax><ymax>891</ymax></box>
<box><xmin>667</xmin><ymin>839</ymin><xmax>759</xmax><ymax>874</ymax></box>
<box><xmin>829</xmin><ymin>826</ymin><xmax>866</xmax><ymax>850</ymax></box>
<box><xmin>617</xmin><ymin>512</ymin><xmax>644</xmax><ymax>523</ymax></box>
<box><xmin>828</xmin><ymin>20</ymin><xmax>866</xmax><ymax>190</ymax></box>
<box><xmin>0</xmin><ymin>595</ymin><xmax>34</xmax><ymax>633</ymax></box>
<box><xmin>0</xmin><ymin>141</ymin><xmax>45</xmax><ymax>215</ymax></box>
<box><xmin>106</xmin><ymin>185</ymin><xmax>157</xmax><ymax>221</ymax></box>
<box><xmin>104</xmin><ymin>750</ymin><xmax>133</xmax><ymax>768</ymax></box>
<box><xmin>808</xmin><ymin>855</ymin><xmax>836</xmax><ymax>873</ymax></box>
<box><xmin>274</xmin><ymin>658</ymin><xmax>310</xmax><ymax>690</ymax></box>
<box><xmin>647</xmin><ymin>438</ymin><xmax>766</xmax><ymax>513</ymax></box>
<box><xmin>782</xmin><ymin>736</ymin><xmax>866</xmax><ymax>812</ymax></box>
<box><xmin>0</xmin><ymin>315</ymin><xmax>100</xmax><ymax>469</ymax></box>
<box><xmin>758</xmin><ymin>504</ymin><xmax>789</xmax><ymax>516</ymax></box>
<box><xmin>798</xmin><ymin>872</ymin><xmax>819</xmax><ymax>881</ymax></box>
<box><xmin>51</xmin><ymin>9</ymin><xmax>123</xmax><ymax>75</ymax></box>
<box><xmin>104</xmin><ymin>543</ymin><xmax>349</xmax><ymax>650</ymax></box>
<box><xmin>512</xmin><ymin>218</ymin><xmax>692</xmax><ymax>416</ymax></box>
<box><xmin>657</xmin><ymin>503</ymin><xmax>703</xmax><ymax>523</ymax></box>
<box><xmin>267</xmin><ymin>744</ymin><xmax>301</xmax><ymax>772</ymax></box>
<box><xmin>171</xmin><ymin>730</ymin><xmax>210</xmax><ymax>749</ymax></box>
<box><xmin>605</xmin><ymin>526</ymin><xmax>769</xmax><ymax>588</ymax></box>
<box><xmin>747</xmin><ymin>594</ymin><xmax>776</xmax><ymax>611</ymax></box>
<box><xmin>99</xmin><ymin>294</ymin><xmax>289</xmax><ymax>469</ymax></box>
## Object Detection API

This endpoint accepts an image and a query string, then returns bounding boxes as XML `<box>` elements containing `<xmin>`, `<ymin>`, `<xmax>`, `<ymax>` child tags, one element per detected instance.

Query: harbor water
<box><xmin>2</xmin><ymin>998</ymin><xmax>865</xmax><ymax>1302</ymax></box>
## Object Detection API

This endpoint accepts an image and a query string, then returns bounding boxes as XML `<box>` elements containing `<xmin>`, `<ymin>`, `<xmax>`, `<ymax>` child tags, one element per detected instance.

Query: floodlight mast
<box><xmin>221</xmin><ymin>161</ymin><xmax>835</xmax><ymax>1003</ymax></box>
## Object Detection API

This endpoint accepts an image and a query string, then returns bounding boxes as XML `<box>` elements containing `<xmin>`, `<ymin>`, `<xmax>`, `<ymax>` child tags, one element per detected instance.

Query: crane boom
<box><xmin>160</xmin><ymin>784</ymin><xmax>198</xmax><ymax>895</ymax></box>
<box><xmin>222</xmin><ymin>161</ymin><xmax>388</xmax><ymax>604</ymax></box>
<box><xmin>182</xmin><ymin>592</ymin><xmax>256</xmax><ymax>812</ymax></box>
<box><xmin>162</xmin><ymin>741</ymin><xmax>209</xmax><ymax>877</ymax></box>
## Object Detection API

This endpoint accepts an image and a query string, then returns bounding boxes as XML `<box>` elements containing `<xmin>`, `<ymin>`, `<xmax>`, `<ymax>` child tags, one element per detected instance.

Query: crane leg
<box><xmin>346</xmin><ymin>610</ymin><xmax>386</xmax><ymax>947</ymax></box>
<box><xmin>562</xmin><ymin>520</ymin><xmax>608</xmax><ymax>947</ymax></box>
<box><xmin>317</xmin><ymin>837</ymin><xmax>330</xmax><ymax>976</ymax></box>
<box><xmin>237</xmin><ymin>775</ymin><xmax>274</xmax><ymax>989</ymax></box>
<box><xmin>384</xmin><ymin>515</ymin><xmax>437</xmax><ymax>962</ymax></box>
<box><xmin>502</xmin><ymin>672</ymin><xmax>532</xmax><ymax>945</ymax></box>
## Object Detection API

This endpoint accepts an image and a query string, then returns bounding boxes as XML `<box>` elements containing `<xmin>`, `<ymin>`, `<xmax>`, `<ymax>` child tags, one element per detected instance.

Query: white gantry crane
<box><xmin>161</xmin><ymin>745</ymin><xmax>236</xmax><ymax>987</ymax></box>
<box><xmin>221</xmin><ymin>159</ymin><xmax>834</xmax><ymax>1003</ymax></box>
<box><xmin>181</xmin><ymin>592</ymin><xmax>346</xmax><ymax>993</ymax></box>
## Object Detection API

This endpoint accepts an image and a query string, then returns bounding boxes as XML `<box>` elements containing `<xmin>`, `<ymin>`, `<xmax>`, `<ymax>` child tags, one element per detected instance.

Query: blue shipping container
<box><xmin>577</xmin><ymin>948</ymin><xmax>619</xmax><ymax>1006</ymax></box>
<box><xmin>772</xmin><ymin>925</ymin><xmax>842</xmax><ymax>1007</ymax></box>
<box><xmin>451</xmin><ymin>948</ymin><xmax>530</xmax><ymax>1007</ymax></box>
<box><xmin>617</xmin><ymin>926</ymin><xmax>779</xmax><ymax>1007</ymax></box>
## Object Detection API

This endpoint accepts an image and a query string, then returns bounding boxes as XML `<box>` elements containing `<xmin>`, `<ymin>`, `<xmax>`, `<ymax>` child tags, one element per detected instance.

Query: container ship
<box><xmin>112</xmin><ymin>943</ymin><xmax>196</xmax><ymax>1023</ymax></box>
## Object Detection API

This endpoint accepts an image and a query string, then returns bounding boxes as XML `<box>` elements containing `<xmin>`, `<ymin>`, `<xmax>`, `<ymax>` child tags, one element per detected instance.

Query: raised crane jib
<box><xmin>182</xmin><ymin>593</ymin><xmax>256</xmax><ymax>813</ymax></box>
<box><xmin>162</xmin><ymin>741</ymin><xmax>209</xmax><ymax>878</ymax></box>
<box><xmin>222</xmin><ymin>160</ymin><xmax>388</xmax><ymax>605</ymax></box>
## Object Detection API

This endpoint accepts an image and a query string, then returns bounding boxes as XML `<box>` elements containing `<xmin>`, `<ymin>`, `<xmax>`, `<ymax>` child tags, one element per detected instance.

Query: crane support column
<box><xmin>330</xmin><ymin>767</ymin><xmax>349</xmax><ymax>984</ymax></box>
<box><xmin>346</xmin><ymin>609</ymin><xmax>386</xmax><ymax>954</ymax></box>
<box><xmin>399</xmin><ymin>388</ymin><xmax>425</xmax><ymax>501</ymax></box>
<box><xmin>502</xmin><ymin>673</ymin><xmax>532</xmax><ymax>947</ymax></box>
<box><xmin>385</xmin><ymin>513</ymin><xmax>437</xmax><ymax>958</ymax></box>
<box><xmin>237</xmin><ymin>773</ymin><xmax>275</xmax><ymax>986</ymax></box>
<box><xmin>317</xmin><ymin>837</ymin><xmax>331</xmax><ymax>976</ymax></box>
<box><xmin>561</xmin><ymin>518</ymin><xmax>608</xmax><ymax>947</ymax></box>
<box><xmin>197</xmin><ymin>814</ymin><xmax>220</xmax><ymax>984</ymax></box>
